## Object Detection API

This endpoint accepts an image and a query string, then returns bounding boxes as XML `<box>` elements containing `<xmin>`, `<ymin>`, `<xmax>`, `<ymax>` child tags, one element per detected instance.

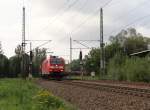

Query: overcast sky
<box><xmin>0</xmin><ymin>0</ymin><xmax>150</xmax><ymax>61</ymax></box>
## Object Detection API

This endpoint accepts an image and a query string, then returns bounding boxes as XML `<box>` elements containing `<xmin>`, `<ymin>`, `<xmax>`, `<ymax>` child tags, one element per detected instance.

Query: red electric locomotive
<box><xmin>41</xmin><ymin>56</ymin><xmax>66</xmax><ymax>79</ymax></box>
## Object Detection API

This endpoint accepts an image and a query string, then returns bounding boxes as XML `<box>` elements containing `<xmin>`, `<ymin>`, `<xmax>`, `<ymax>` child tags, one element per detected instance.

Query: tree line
<box><xmin>71</xmin><ymin>28</ymin><xmax>150</xmax><ymax>82</ymax></box>
<box><xmin>0</xmin><ymin>43</ymin><xmax>46</xmax><ymax>78</ymax></box>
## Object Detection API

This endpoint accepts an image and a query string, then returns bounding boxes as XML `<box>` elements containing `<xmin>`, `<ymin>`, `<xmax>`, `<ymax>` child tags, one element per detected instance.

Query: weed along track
<box><xmin>36</xmin><ymin>79</ymin><xmax>150</xmax><ymax>110</ymax></box>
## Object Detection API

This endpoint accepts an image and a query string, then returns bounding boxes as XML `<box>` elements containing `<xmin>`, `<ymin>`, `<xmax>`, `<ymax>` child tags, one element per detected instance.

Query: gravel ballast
<box><xmin>36</xmin><ymin>79</ymin><xmax>150</xmax><ymax>110</ymax></box>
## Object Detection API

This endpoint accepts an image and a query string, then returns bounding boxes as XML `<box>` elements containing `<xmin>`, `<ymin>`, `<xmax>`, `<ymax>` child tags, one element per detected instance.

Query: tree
<box><xmin>0</xmin><ymin>42</ymin><xmax>9</xmax><ymax>77</ymax></box>
<box><xmin>0</xmin><ymin>54</ymin><xmax>9</xmax><ymax>77</ymax></box>
<box><xmin>84</xmin><ymin>48</ymin><xmax>100</xmax><ymax>74</ymax></box>
<box><xmin>124</xmin><ymin>36</ymin><xmax>147</xmax><ymax>54</ymax></box>
<box><xmin>83</xmin><ymin>28</ymin><xmax>149</xmax><ymax>76</ymax></box>
<box><xmin>0</xmin><ymin>41</ymin><xmax>3</xmax><ymax>54</ymax></box>
<box><xmin>15</xmin><ymin>44</ymin><xmax>22</xmax><ymax>56</ymax></box>
<box><xmin>109</xmin><ymin>28</ymin><xmax>148</xmax><ymax>55</ymax></box>
<box><xmin>106</xmin><ymin>28</ymin><xmax>150</xmax><ymax>82</ymax></box>
<box><xmin>70</xmin><ymin>59</ymin><xmax>80</xmax><ymax>71</ymax></box>
<box><xmin>32</xmin><ymin>48</ymin><xmax>47</xmax><ymax>75</ymax></box>
<box><xmin>9</xmin><ymin>55</ymin><xmax>21</xmax><ymax>77</ymax></box>
<box><xmin>8</xmin><ymin>44</ymin><xmax>29</xmax><ymax>78</ymax></box>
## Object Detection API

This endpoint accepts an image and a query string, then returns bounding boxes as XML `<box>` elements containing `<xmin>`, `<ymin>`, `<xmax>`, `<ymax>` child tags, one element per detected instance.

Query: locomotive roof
<box><xmin>46</xmin><ymin>56</ymin><xmax>64</xmax><ymax>60</ymax></box>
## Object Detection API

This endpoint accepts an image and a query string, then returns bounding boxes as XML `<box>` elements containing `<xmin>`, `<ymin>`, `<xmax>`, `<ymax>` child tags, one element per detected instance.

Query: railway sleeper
<box><xmin>60</xmin><ymin>81</ymin><xmax>150</xmax><ymax>98</ymax></box>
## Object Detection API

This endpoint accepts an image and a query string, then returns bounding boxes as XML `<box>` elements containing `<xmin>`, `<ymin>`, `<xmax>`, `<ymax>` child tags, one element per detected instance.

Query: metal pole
<box><xmin>29</xmin><ymin>42</ymin><xmax>32</xmax><ymax>79</ymax></box>
<box><xmin>79</xmin><ymin>50</ymin><xmax>83</xmax><ymax>80</ymax></box>
<box><xmin>22</xmin><ymin>7</ymin><xmax>26</xmax><ymax>52</ymax></box>
<box><xmin>70</xmin><ymin>37</ymin><xmax>72</xmax><ymax>72</ymax></box>
<box><xmin>22</xmin><ymin>6</ymin><xmax>26</xmax><ymax>78</ymax></box>
<box><xmin>100</xmin><ymin>8</ymin><xmax>105</xmax><ymax>77</ymax></box>
<box><xmin>81</xmin><ymin>65</ymin><xmax>83</xmax><ymax>80</ymax></box>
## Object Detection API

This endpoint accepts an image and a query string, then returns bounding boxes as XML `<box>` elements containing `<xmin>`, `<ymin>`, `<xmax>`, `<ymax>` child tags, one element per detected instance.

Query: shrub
<box><xmin>33</xmin><ymin>90</ymin><xmax>66</xmax><ymax>110</ymax></box>
<box><xmin>107</xmin><ymin>54</ymin><xmax>150</xmax><ymax>82</ymax></box>
<box><xmin>124</xmin><ymin>57</ymin><xmax>150</xmax><ymax>82</ymax></box>
<box><xmin>107</xmin><ymin>53</ymin><xmax>127</xmax><ymax>81</ymax></box>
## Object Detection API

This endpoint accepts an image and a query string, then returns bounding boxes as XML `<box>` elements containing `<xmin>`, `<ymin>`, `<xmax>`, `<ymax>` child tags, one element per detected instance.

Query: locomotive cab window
<box><xmin>50</xmin><ymin>59</ymin><xmax>62</xmax><ymax>64</ymax></box>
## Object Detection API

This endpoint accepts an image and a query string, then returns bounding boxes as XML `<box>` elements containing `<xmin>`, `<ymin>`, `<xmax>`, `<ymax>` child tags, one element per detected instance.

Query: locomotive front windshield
<box><xmin>50</xmin><ymin>58</ymin><xmax>62</xmax><ymax>64</ymax></box>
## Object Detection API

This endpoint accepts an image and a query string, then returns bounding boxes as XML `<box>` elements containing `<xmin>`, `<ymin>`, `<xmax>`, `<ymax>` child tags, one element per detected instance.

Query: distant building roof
<box><xmin>130</xmin><ymin>50</ymin><xmax>150</xmax><ymax>57</ymax></box>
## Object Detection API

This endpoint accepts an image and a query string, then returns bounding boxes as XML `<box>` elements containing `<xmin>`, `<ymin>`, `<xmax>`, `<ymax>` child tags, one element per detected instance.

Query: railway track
<box><xmin>37</xmin><ymin>78</ymin><xmax>150</xmax><ymax>110</ymax></box>
<box><xmin>56</xmin><ymin>80</ymin><xmax>150</xmax><ymax>98</ymax></box>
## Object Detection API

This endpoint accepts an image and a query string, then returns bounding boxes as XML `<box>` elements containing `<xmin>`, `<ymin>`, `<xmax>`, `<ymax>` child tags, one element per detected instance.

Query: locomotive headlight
<box><xmin>50</xmin><ymin>66</ymin><xmax>55</xmax><ymax>69</ymax></box>
<box><xmin>59</xmin><ymin>66</ymin><xmax>63</xmax><ymax>69</ymax></box>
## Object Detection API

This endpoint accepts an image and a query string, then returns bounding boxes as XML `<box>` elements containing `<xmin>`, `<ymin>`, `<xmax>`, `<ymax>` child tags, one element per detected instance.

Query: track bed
<box><xmin>36</xmin><ymin>79</ymin><xmax>150</xmax><ymax>110</ymax></box>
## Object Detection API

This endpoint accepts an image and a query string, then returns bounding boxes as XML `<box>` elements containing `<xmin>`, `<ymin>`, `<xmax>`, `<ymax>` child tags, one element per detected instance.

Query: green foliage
<box><xmin>107</xmin><ymin>53</ymin><xmax>127</xmax><ymax>81</ymax></box>
<box><xmin>84</xmin><ymin>48</ymin><xmax>100</xmax><ymax>74</ymax></box>
<box><xmin>0</xmin><ymin>54</ymin><xmax>9</xmax><ymax>77</ymax></box>
<box><xmin>107</xmin><ymin>54</ymin><xmax>150</xmax><ymax>82</ymax></box>
<box><xmin>32</xmin><ymin>48</ymin><xmax>47</xmax><ymax>76</ymax></box>
<box><xmin>106</xmin><ymin>28</ymin><xmax>150</xmax><ymax>82</ymax></box>
<box><xmin>124</xmin><ymin>36</ymin><xmax>147</xmax><ymax>54</ymax></box>
<box><xmin>109</xmin><ymin>28</ymin><xmax>148</xmax><ymax>55</ymax></box>
<box><xmin>124</xmin><ymin>57</ymin><xmax>150</xmax><ymax>82</ymax></box>
<box><xmin>82</xmin><ymin>28</ymin><xmax>150</xmax><ymax>82</ymax></box>
<box><xmin>9</xmin><ymin>54</ymin><xmax>29</xmax><ymax>78</ymax></box>
<box><xmin>33</xmin><ymin>90</ymin><xmax>69</xmax><ymax>110</ymax></box>
<box><xmin>9</xmin><ymin>55</ymin><xmax>21</xmax><ymax>77</ymax></box>
<box><xmin>0</xmin><ymin>79</ymin><xmax>39</xmax><ymax>110</ymax></box>
<box><xmin>0</xmin><ymin>43</ymin><xmax>47</xmax><ymax>77</ymax></box>
<box><xmin>70</xmin><ymin>59</ymin><xmax>80</xmax><ymax>71</ymax></box>
<box><xmin>0</xmin><ymin>79</ymin><xmax>75</xmax><ymax>110</ymax></box>
<box><xmin>105</xmin><ymin>42</ymin><xmax>123</xmax><ymax>62</ymax></box>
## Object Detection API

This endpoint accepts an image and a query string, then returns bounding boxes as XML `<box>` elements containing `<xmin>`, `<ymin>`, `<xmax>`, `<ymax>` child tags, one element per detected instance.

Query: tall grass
<box><xmin>107</xmin><ymin>54</ymin><xmax>150</xmax><ymax>82</ymax></box>
<box><xmin>0</xmin><ymin>79</ymin><xmax>75</xmax><ymax>110</ymax></box>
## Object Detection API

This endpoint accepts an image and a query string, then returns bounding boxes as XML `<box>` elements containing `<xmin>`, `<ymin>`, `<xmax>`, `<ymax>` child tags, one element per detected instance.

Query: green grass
<box><xmin>0</xmin><ymin>78</ymin><xmax>76</xmax><ymax>110</ymax></box>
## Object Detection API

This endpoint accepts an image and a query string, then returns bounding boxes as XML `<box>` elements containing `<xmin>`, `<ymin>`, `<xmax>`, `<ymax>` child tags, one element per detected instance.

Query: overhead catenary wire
<box><xmin>45</xmin><ymin>0</ymin><xmax>91</xmax><ymax>37</ymax></box>
<box><xmin>72</xmin><ymin>0</ymin><xmax>149</xmax><ymax>42</ymax></box>
<box><xmin>71</xmin><ymin>0</ymin><xmax>150</xmax><ymax>39</ymax></box>
<box><xmin>105</xmin><ymin>13</ymin><xmax>150</xmax><ymax>37</ymax></box>
<box><xmin>103</xmin><ymin>0</ymin><xmax>150</xmax><ymax>37</ymax></box>
<box><xmin>63</xmin><ymin>0</ymin><xmax>89</xmax><ymax>23</ymax></box>
<box><xmin>109</xmin><ymin>0</ymin><xmax>150</xmax><ymax>24</ymax></box>
<box><xmin>33</xmin><ymin>0</ymin><xmax>113</xmax><ymax>38</ymax></box>
<box><xmin>35</xmin><ymin>40</ymin><xmax>51</xmax><ymax>48</ymax></box>
<box><xmin>68</xmin><ymin>0</ymin><xmax>113</xmax><ymax>62</ymax></box>
<box><xmin>102</xmin><ymin>0</ymin><xmax>113</xmax><ymax>8</ymax></box>
<box><xmin>26</xmin><ymin>40</ymin><xmax>52</xmax><ymax>54</ymax></box>
<box><xmin>71</xmin><ymin>0</ymin><xmax>113</xmax><ymax>35</ymax></box>
<box><xmin>73</xmin><ymin>40</ymin><xmax>91</xmax><ymax>49</ymax></box>
<box><xmin>46</xmin><ymin>0</ymin><xmax>80</xmax><ymax>25</ymax></box>
<box><xmin>73</xmin><ymin>40</ymin><xmax>100</xmax><ymax>49</ymax></box>
<box><xmin>32</xmin><ymin>0</ymin><xmax>80</xmax><ymax>37</ymax></box>
<box><xmin>70</xmin><ymin>0</ymin><xmax>150</xmax><ymax>43</ymax></box>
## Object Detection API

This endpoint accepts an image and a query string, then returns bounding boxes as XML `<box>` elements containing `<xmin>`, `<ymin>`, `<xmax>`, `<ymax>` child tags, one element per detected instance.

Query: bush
<box><xmin>107</xmin><ymin>53</ymin><xmax>127</xmax><ymax>81</ymax></box>
<box><xmin>124</xmin><ymin>57</ymin><xmax>150</xmax><ymax>82</ymax></box>
<box><xmin>33</xmin><ymin>90</ymin><xmax>66</xmax><ymax>110</ymax></box>
<box><xmin>107</xmin><ymin>53</ymin><xmax>150</xmax><ymax>82</ymax></box>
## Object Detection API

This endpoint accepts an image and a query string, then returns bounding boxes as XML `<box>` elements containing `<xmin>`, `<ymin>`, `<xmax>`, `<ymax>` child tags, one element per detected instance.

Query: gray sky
<box><xmin>1</xmin><ymin>0</ymin><xmax>150</xmax><ymax>62</ymax></box>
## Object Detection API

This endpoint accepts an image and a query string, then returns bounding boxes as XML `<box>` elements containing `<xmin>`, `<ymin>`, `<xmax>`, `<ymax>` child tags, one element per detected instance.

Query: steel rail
<box><xmin>58</xmin><ymin>80</ymin><xmax>150</xmax><ymax>98</ymax></box>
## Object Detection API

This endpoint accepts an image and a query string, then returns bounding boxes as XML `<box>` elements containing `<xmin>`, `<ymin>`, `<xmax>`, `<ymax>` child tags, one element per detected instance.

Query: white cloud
<box><xmin>1</xmin><ymin>0</ymin><xmax>150</xmax><ymax>60</ymax></box>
